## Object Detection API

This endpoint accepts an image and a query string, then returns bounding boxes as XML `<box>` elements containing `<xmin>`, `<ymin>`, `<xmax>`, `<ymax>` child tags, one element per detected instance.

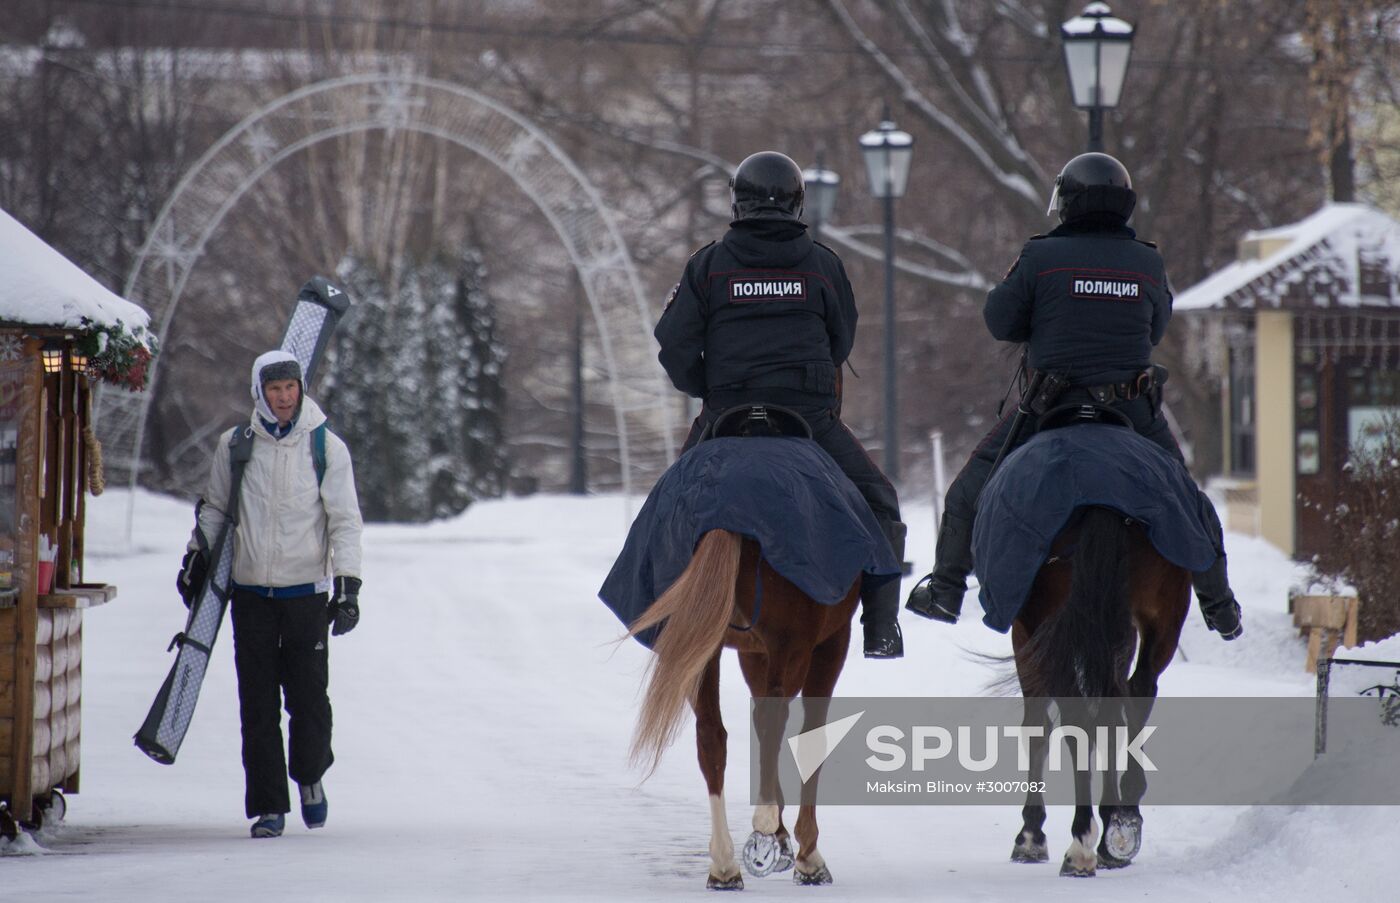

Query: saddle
<box><xmin>699</xmin><ymin>403</ymin><xmax>813</xmax><ymax>442</ymax></box>
<box><xmin>1035</xmin><ymin>399</ymin><xmax>1133</xmax><ymax>433</ymax></box>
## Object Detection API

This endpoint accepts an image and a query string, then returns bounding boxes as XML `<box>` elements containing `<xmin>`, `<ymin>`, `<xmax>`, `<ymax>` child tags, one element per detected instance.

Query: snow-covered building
<box><xmin>1176</xmin><ymin>203</ymin><xmax>1400</xmax><ymax>559</ymax></box>
<box><xmin>0</xmin><ymin>206</ymin><xmax>152</xmax><ymax>836</ymax></box>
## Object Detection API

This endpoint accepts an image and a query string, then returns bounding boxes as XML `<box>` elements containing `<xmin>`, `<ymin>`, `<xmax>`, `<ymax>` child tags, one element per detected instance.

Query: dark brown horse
<box><xmin>1007</xmin><ymin>505</ymin><xmax>1191</xmax><ymax>877</ymax></box>
<box><xmin>628</xmin><ymin>530</ymin><xmax>860</xmax><ymax>890</ymax></box>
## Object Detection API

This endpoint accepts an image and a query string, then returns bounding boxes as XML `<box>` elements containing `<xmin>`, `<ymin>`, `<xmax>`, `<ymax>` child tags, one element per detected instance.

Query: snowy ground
<box><xmin>3</xmin><ymin>489</ymin><xmax>1398</xmax><ymax>901</ymax></box>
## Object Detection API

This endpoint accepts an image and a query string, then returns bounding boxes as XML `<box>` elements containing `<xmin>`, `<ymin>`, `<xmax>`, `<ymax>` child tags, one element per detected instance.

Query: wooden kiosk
<box><xmin>1176</xmin><ymin>203</ymin><xmax>1400</xmax><ymax>560</ymax></box>
<box><xmin>0</xmin><ymin>208</ymin><xmax>153</xmax><ymax>836</ymax></box>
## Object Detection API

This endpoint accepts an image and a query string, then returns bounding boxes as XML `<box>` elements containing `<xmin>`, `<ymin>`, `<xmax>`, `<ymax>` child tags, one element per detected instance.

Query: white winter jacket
<box><xmin>192</xmin><ymin>396</ymin><xmax>363</xmax><ymax>588</ymax></box>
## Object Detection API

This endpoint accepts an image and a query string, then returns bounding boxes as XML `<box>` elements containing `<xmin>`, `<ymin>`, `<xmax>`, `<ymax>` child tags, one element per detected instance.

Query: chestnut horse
<box><xmin>628</xmin><ymin>530</ymin><xmax>861</xmax><ymax>890</ymax></box>
<box><xmin>1008</xmin><ymin>505</ymin><xmax>1191</xmax><ymax>877</ymax></box>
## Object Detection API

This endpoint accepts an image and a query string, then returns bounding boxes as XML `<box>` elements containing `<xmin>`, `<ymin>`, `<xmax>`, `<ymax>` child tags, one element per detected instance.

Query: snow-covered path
<box><xmin>3</xmin><ymin>490</ymin><xmax>1395</xmax><ymax>901</ymax></box>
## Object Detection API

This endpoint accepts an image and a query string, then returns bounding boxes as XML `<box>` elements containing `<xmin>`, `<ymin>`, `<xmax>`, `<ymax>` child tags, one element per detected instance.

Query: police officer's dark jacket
<box><xmin>654</xmin><ymin>218</ymin><xmax>857</xmax><ymax>407</ymax></box>
<box><xmin>984</xmin><ymin>215</ymin><xmax>1171</xmax><ymax>386</ymax></box>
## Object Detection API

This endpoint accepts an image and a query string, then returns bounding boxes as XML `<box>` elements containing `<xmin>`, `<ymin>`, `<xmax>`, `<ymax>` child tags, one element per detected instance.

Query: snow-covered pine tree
<box><xmin>321</xmin><ymin>250</ymin><xmax>506</xmax><ymax>522</ymax></box>
<box><xmin>453</xmin><ymin>248</ymin><xmax>507</xmax><ymax>501</ymax></box>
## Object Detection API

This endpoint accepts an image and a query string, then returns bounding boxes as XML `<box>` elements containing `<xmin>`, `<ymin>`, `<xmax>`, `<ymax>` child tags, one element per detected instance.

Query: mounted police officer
<box><xmin>906</xmin><ymin>152</ymin><xmax>1243</xmax><ymax>642</ymax></box>
<box><xmin>653</xmin><ymin>150</ymin><xmax>907</xmax><ymax>659</ymax></box>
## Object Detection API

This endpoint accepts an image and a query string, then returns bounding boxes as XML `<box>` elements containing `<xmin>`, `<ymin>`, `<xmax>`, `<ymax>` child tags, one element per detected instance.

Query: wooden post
<box><xmin>9</xmin><ymin>339</ymin><xmax>43</xmax><ymax>820</ymax></box>
<box><xmin>1306</xmin><ymin>628</ymin><xmax>1324</xmax><ymax>675</ymax></box>
<box><xmin>1292</xmin><ymin>594</ymin><xmax>1360</xmax><ymax>673</ymax></box>
<box><xmin>56</xmin><ymin>360</ymin><xmax>72</xmax><ymax>592</ymax></box>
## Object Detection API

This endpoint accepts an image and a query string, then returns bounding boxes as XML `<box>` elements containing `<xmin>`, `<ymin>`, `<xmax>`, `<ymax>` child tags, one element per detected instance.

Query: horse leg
<box><xmin>695</xmin><ymin>653</ymin><xmax>742</xmax><ymax>890</ymax></box>
<box><xmin>743</xmin><ymin>644</ymin><xmax>812</xmax><ymax>879</ymax></box>
<box><xmin>739</xmin><ymin>650</ymin><xmax>797</xmax><ymax>879</ymax></box>
<box><xmin>1060</xmin><ymin>778</ymin><xmax>1099</xmax><ymax>877</ymax></box>
<box><xmin>1095</xmin><ymin>694</ymin><xmax>1141</xmax><ymax>870</ymax></box>
<box><xmin>1098</xmin><ymin>612</ymin><xmax>1175</xmax><ymax>869</ymax></box>
<box><xmin>738</xmin><ymin>651</ymin><xmax>792</xmax><ymax>871</ymax></box>
<box><xmin>1011</xmin><ymin>694</ymin><xmax>1051</xmax><ymax>863</ymax></box>
<box><xmin>788</xmin><ymin>623</ymin><xmax>850</xmax><ymax>886</ymax></box>
<box><xmin>1059</xmin><ymin>695</ymin><xmax>1100</xmax><ymax>877</ymax></box>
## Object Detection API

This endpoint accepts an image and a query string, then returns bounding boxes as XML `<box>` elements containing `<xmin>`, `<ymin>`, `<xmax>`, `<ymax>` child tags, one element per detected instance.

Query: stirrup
<box><xmin>906</xmin><ymin>574</ymin><xmax>961</xmax><ymax>623</ymax></box>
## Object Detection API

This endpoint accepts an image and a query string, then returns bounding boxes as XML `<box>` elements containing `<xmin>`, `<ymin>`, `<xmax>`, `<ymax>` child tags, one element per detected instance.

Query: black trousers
<box><xmin>681</xmin><ymin>402</ymin><xmax>902</xmax><ymax>530</ymax></box>
<box><xmin>230</xmin><ymin>589</ymin><xmax>334</xmax><ymax>818</ymax></box>
<box><xmin>944</xmin><ymin>391</ymin><xmax>1225</xmax><ymax>556</ymax></box>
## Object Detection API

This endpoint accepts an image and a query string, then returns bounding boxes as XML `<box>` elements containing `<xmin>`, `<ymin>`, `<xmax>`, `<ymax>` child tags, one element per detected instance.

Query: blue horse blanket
<box><xmin>972</xmin><ymin>423</ymin><xmax>1218</xmax><ymax>633</ymax></box>
<box><xmin>599</xmin><ymin>437</ymin><xmax>900</xmax><ymax>648</ymax></box>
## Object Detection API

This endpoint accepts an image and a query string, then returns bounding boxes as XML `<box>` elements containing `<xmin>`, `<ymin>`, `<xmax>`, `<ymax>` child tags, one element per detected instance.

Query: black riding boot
<box><xmin>862</xmin><ymin>521</ymin><xmax>906</xmax><ymax>659</ymax></box>
<box><xmin>906</xmin><ymin>512</ymin><xmax>973</xmax><ymax>624</ymax></box>
<box><xmin>1192</xmin><ymin>554</ymin><xmax>1243</xmax><ymax>640</ymax></box>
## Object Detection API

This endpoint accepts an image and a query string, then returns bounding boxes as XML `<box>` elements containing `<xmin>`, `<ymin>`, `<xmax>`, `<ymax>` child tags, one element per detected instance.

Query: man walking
<box><xmin>177</xmin><ymin>349</ymin><xmax>364</xmax><ymax>837</ymax></box>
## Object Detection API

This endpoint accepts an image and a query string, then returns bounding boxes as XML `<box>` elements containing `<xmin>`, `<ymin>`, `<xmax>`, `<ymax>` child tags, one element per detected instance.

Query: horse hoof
<box><xmin>1097</xmin><ymin>850</ymin><xmax>1132</xmax><ymax>870</ymax></box>
<box><xmin>1011</xmin><ymin>832</ymin><xmax>1049</xmax><ymax>863</ymax></box>
<box><xmin>774</xmin><ymin>835</ymin><xmax>795</xmax><ymax>873</ymax></box>
<box><xmin>707</xmin><ymin>872</ymin><xmax>744</xmax><ymax>891</ymax></box>
<box><xmin>1059</xmin><ymin>854</ymin><xmax>1097</xmax><ymax>878</ymax></box>
<box><xmin>1102</xmin><ymin>810</ymin><xmax>1142</xmax><ymax>863</ymax></box>
<box><xmin>794</xmin><ymin>864</ymin><xmax>833</xmax><ymax>886</ymax></box>
<box><xmin>742</xmin><ymin>831</ymin><xmax>789</xmax><ymax>878</ymax></box>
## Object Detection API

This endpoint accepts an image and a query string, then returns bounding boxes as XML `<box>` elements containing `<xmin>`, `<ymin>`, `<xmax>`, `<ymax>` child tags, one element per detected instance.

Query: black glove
<box><xmin>1204</xmin><ymin>599</ymin><xmax>1243</xmax><ymax>641</ymax></box>
<box><xmin>328</xmin><ymin>576</ymin><xmax>361</xmax><ymax>636</ymax></box>
<box><xmin>177</xmin><ymin>549</ymin><xmax>209</xmax><ymax>609</ymax></box>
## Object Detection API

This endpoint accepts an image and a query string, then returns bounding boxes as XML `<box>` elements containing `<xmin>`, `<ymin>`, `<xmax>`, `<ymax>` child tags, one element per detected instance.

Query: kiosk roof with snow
<box><xmin>1176</xmin><ymin>203</ymin><xmax>1400</xmax><ymax>313</ymax></box>
<box><xmin>0</xmin><ymin>207</ymin><xmax>150</xmax><ymax>334</ymax></box>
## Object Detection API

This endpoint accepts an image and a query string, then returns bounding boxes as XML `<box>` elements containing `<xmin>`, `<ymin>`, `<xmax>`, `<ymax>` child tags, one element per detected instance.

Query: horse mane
<box><xmin>627</xmin><ymin>529</ymin><xmax>742</xmax><ymax>776</ymax></box>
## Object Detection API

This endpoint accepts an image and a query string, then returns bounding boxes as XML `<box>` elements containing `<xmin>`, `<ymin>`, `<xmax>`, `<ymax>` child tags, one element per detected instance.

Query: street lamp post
<box><xmin>1059</xmin><ymin>2</ymin><xmax>1135</xmax><ymax>152</ymax></box>
<box><xmin>802</xmin><ymin>153</ymin><xmax>840</xmax><ymax>244</ymax></box>
<box><xmin>859</xmin><ymin>112</ymin><xmax>914</xmax><ymax>481</ymax></box>
<box><xmin>569</xmin><ymin>268</ymin><xmax>587</xmax><ymax>494</ymax></box>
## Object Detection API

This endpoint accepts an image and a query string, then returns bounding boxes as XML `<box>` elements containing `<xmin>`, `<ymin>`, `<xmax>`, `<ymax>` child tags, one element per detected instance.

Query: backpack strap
<box><xmin>225</xmin><ymin>423</ymin><xmax>325</xmax><ymax>491</ymax></box>
<box><xmin>226</xmin><ymin>425</ymin><xmax>256</xmax><ymax>525</ymax></box>
<box><xmin>311</xmin><ymin>423</ymin><xmax>328</xmax><ymax>487</ymax></box>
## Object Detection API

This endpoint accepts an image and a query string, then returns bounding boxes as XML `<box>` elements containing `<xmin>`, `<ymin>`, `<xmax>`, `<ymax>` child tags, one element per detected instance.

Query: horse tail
<box><xmin>1023</xmin><ymin>506</ymin><xmax>1134</xmax><ymax>699</ymax></box>
<box><xmin>627</xmin><ymin>529</ymin><xmax>742</xmax><ymax>775</ymax></box>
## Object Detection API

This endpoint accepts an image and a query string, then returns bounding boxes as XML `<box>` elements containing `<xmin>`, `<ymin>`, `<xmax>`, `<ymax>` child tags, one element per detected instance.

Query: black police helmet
<box><xmin>730</xmin><ymin>151</ymin><xmax>805</xmax><ymax>222</ymax></box>
<box><xmin>1047</xmin><ymin>152</ymin><xmax>1136</xmax><ymax>223</ymax></box>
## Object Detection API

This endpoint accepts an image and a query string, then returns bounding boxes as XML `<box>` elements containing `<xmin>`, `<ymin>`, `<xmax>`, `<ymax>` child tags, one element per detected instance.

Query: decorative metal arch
<box><xmin>98</xmin><ymin>72</ymin><xmax>675</xmax><ymax>502</ymax></box>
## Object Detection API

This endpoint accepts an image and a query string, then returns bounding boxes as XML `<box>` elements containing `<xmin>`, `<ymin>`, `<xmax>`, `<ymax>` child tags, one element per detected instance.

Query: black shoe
<box><xmin>861</xmin><ymin>571</ymin><xmax>905</xmax><ymax>659</ymax></box>
<box><xmin>863</xmin><ymin>619</ymin><xmax>904</xmax><ymax>658</ymax></box>
<box><xmin>907</xmin><ymin>511</ymin><xmax>974</xmax><ymax>624</ymax></box>
<box><xmin>905</xmin><ymin>574</ymin><xmax>962</xmax><ymax>624</ymax></box>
